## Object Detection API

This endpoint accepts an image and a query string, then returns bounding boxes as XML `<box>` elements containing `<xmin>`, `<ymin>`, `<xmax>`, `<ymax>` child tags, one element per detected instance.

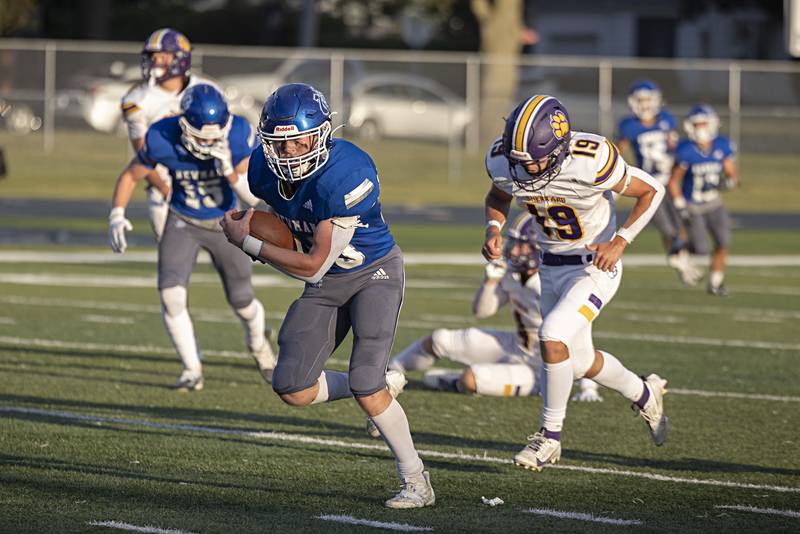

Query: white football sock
<box><xmin>371</xmin><ymin>398</ymin><xmax>425</xmax><ymax>481</ymax></box>
<box><xmin>161</xmin><ymin>286</ymin><xmax>202</xmax><ymax>373</ymax></box>
<box><xmin>311</xmin><ymin>370</ymin><xmax>353</xmax><ymax>404</ymax></box>
<box><xmin>591</xmin><ymin>350</ymin><xmax>644</xmax><ymax>402</ymax></box>
<box><xmin>390</xmin><ymin>338</ymin><xmax>436</xmax><ymax>372</ymax></box>
<box><xmin>540</xmin><ymin>359</ymin><xmax>573</xmax><ymax>432</ymax></box>
<box><xmin>710</xmin><ymin>270</ymin><xmax>725</xmax><ymax>287</ymax></box>
<box><xmin>234</xmin><ymin>299</ymin><xmax>266</xmax><ymax>352</ymax></box>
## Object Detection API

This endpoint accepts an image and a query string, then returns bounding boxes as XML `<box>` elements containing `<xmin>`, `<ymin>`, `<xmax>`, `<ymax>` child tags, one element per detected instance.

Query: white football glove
<box><xmin>108</xmin><ymin>207</ymin><xmax>133</xmax><ymax>253</ymax></box>
<box><xmin>209</xmin><ymin>138</ymin><xmax>234</xmax><ymax>177</ymax></box>
<box><xmin>572</xmin><ymin>388</ymin><xmax>603</xmax><ymax>402</ymax></box>
<box><xmin>484</xmin><ymin>259</ymin><xmax>508</xmax><ymax>281</ymax></box>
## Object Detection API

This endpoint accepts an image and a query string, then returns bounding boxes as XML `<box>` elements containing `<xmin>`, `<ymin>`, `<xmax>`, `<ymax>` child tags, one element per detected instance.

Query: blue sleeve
<box><xmin>617</xmin><ymin>118</ymin><xmax>633</xmax><ymax>141</ymax></box>
<box><xmin>664</xmin><ymin>110</ymin><xmax>677</xmax><ymax>130</ymax></box>
<box><xmin>718</xmin><ymin>136</ymin><xmax>735</xmax><ymax>159</ymax></box>
<box><xmin>675</xmin><ymin>140</ymin><xmax>692</xmax><ymax>167</ymax></box>
<box><xmin>247</xmin><ymin>149</ymin><xmax>269</xmax><ymax>201</ymax></box>
<box><xmin>230</xmin><ymin>116</ymin><xmax>259</xmax><ymax>166</ymax></box>
<box><xmin>317</xmin><ymin>167</ymin><xmax>380</xmax><ymax>220</ymax></box>
<box><xmin>136</xmin><ymin>126</ymin><xmax>167</xmax><ymax>168</ymax></box>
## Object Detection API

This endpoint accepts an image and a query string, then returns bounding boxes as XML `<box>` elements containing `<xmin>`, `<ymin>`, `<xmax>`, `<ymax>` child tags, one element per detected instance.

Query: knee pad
<box><xmin>348</xmin><ymin>364</ymin><xmax>386</xmax><ymax>397</ymax></box>
<box><xmin>160</xmin><ymin>286</ymin><xmax>187</xmax><ymax>317</ymax></box>
<box><xmin>470</xmin><ymin>363</ymin><xmax>538</xmax><ymax>397</ymax></box>
<box><xmin>226</xmin><ymin>280</ymin><xmax>255</xmax><ymax>311</ymax></box>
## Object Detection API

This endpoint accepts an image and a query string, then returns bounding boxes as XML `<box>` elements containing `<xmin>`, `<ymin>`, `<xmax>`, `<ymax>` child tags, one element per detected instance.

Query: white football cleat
<box><xmin>384</xmin><ymin>471</ymin><xmax>435</xmax><ymax>509</ymax></box>
<box><xmin>172</xmin><ymin>370</ymin><xmax>204</xmax><ymax>392</ymax></box>
<box><xmin>633</xmin><ymin>374</ymin><xmax>669</xmax><ymax>446</ymax></box>
<box><xmin>513</xmin><ymin>432</ymin><xmax>561</xmax><ymax>471</ymax></box>
<box><xmin>251</xmin><ymin>340</ymin><xmax>277</xmax><ymax>384</ymax></box>
<box><xmin>668</xmin><ymin>250</ymin><xmax>702</xmax><ymax>287</ymax></box>
<box><xmin>366</xmin><ymin>370</ymin><xmax>408</xmax><ymax>438</ymax></box>
<box><xmin>422</xmin><ymin>369</ymin><xmax>462</xmax><ymax>392</ymax></box>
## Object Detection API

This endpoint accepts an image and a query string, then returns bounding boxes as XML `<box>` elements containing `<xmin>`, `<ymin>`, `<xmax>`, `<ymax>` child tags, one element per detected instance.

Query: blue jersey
<box><xmin>617</xmin><ymin>110</ymin><xmax>677</xmax><ymax>182</ymax></box>
<box><xmin>137</xmin><ymin>115</ymin><xmax>258</xmax><ymax>220</ymax></box>
<box><xmin>674</xmin><ymin>136</ymin><xmax>735</xmax><ymax>205</ymax></box>
<box><xmin>248</xmin><ymin>139</ymin><xmax>395</xmax><ymax>275</ymax></box>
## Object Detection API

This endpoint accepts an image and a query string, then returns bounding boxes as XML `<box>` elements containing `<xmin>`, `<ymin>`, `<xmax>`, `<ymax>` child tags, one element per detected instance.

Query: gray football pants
<box><xmin>688</xmin><ymin>204</ymin><xmax>731</xmax><ymax>255</ymax></box>
<box><xmin>272</xmin><ymin>246</ymin><xmax>404</xmax><ymax>397</ymax></box>
<box><xmin>158</xmin><ymin>211</ymin><xmax>255</xmax><ymax>309</ymax></box>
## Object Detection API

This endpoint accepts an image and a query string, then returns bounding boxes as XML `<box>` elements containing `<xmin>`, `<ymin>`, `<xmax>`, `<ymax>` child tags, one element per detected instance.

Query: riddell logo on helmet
<box><xmin>274</xmin><ymin>125</ymin><xmax>298</xmax><ymax>133</ymax></box>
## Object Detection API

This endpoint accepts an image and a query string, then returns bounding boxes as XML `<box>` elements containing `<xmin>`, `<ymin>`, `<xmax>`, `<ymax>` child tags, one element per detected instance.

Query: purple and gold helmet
<box><xmin>141</xmin><ymin>28</ymin><xmax>192</xmax><ymax>84</ymax></box>
<box><xmin>504</xmin><ymin>213</ymin><xmax>540</xmax><ymax>272</ymax></box>
<box><xmin>502</xmin><ymin>95</ymin><xmax>571</xmax><ymax>191</ymax></box>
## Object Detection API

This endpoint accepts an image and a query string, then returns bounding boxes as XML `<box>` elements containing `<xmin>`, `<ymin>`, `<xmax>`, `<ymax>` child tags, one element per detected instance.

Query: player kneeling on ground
<box><xmin>387</xmin><ymin>213</ymin><xmax>600</xmax><ymax>402</ymax></box>
<box><xmin>221</xmin><ymin>83</ymin><xmax>434</xmax><ymax>509</ymax></box>
<box><xmin>109</xmin><ymin>84</ymin><xmax>275</xmax><ymax>391</ymax></box>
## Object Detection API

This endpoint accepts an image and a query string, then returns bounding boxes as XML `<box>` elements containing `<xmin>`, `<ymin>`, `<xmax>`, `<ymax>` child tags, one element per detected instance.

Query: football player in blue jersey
<box><xmin>668</xmin><ymin>104</ymin><xmax>739</xmax><ymax>296</ymax></box>
<box><xmin>617</xmin><ymin>80</ymin><xmax>700</xmax><ymax>286</ymax></box>
<box><xmin>109</xmin><ymin>84</ymin><xmax>276</xmax><ymax>391</ymax></box>
<box><xmin>220</xmin><ymin>83</ymin><xmax>435</xmax><ymax>509</ymax></box>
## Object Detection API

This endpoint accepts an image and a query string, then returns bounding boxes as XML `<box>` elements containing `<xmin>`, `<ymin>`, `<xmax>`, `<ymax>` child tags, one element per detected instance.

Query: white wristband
<box><xmin>486</xmin><ymin>219</ymin><xmax>504</xmax><ymax>231</ymax></box>
<box><xmin>615</xmin><ymin>227</ymin><xmax>635</xmax><ymax>244</ymax></box>
<box><xmin>673</xmin><ymin>196</ymin><xmax>687</xmax><ymax>210</ymax></box>
<box><xmin>242</xmin><ymin>235</ymin><xmax>263</xmax><ymax>257</ymax></box>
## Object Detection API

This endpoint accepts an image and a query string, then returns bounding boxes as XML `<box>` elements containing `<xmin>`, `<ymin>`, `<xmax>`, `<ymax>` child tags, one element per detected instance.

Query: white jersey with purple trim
<box><xmin>498</xmin><ymin>270</ymin><xmax>542</xmax><ymax>354</ymax></box>
<box><xmin>120</xmin><ymin>74</ymin><xmax>219</xmax><ymax>141</ymax></box>
<box><xmin>486</xmin><ymin>132</ymin><xmax>628</xmax><ymax>255</ymax></box>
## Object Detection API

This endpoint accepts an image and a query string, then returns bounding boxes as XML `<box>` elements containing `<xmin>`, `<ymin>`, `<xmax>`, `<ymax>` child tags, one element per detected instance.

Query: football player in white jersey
<box><xmin>119</xmin><ymin>28</ymin><xmax>220</xmax><ymax>241</ymax></box>
<box><xmin>482</xmin><ymin>95</ymin><xmax>669</xmax><ymax>471</ymax></box>
<box><xmin>389</xmin><ymin>213</ymin><xmax>601</xmax><ymax>402</ymax></box>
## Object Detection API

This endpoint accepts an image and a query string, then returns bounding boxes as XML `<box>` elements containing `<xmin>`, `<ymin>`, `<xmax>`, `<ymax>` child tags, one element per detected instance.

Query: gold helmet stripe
<box><xmin>513</xmin><ymin>95</ymin><xmax>550</xmax><ymax>154</ymax></box>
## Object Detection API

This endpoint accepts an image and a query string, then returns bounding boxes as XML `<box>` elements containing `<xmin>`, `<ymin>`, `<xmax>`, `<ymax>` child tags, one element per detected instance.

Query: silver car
<box><xmin>347</xmin><ymin>74</ymin><xmax>472</xmax><ymax>142</ymax></box>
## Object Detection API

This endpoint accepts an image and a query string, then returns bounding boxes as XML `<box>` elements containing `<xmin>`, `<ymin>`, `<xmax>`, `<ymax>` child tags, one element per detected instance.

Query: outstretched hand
<box><xmin>482</xmin><ymin>231</ymin><xmax>503</xmax><ymax>262</ymax></box>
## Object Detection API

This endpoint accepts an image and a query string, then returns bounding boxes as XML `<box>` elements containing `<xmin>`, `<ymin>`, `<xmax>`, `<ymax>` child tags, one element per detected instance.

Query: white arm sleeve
<box><xmin>231</xmin><ymin>173</ymin><xmax>262</xmax><ymax>208</ymax></box>
<box><xmin>616</xmin><ymin>166</ymin><xmax>665</xmax><ymax>244</ymax></box>
<box><xmin>274</xmin><ymin>216</ymin><xmax>360</xmax><ymax>284</ymax></box>
<box><xmin>472</xmin><ymin>277</ymin><xmax>509</xmax><ymax>319</ymax></box>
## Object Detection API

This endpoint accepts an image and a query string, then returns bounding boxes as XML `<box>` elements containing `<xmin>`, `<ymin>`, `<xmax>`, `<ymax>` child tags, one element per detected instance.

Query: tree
<box><xmin>471</xmin><ymin>0</ymin><xmax>527</xmax><ymax>145</ymax></box>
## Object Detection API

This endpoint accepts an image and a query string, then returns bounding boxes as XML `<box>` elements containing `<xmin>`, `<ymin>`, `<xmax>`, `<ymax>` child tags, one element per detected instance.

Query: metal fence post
<box><xmin>43</xmin><ymin>42</ymin><xmax>56</xmax><ymax>153</ymax></box>
<box><xmin>330</xmin><ymin>53</ymin><xmax>344</xmax><ymax>132</ymax></box>
<box><xmin>598</xmin><ymin>60</ymin><xmax>613</xmax><ymax>138</ymax></box>
<box><xmin>728</xmin><ymin>62</ymin><xmax>741</xmax><ymax>151</ymax></box>
<box><xmin>466</xmin><ymin>55</ymin><xmax>480</xmax><ymax>154</ymax></box>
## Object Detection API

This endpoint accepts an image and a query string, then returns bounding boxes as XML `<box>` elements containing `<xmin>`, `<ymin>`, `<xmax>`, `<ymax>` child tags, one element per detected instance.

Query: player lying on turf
<box><xmin>221</xmin><ymin>83</ymin><xmax>434</xmax><ymax>509</ymax></box>
<box><xmin>387</xmin><ymin>213</ymin><xmax>601</xmax><ymax>401</ymax></box>
<box><xmin>109</xmin><ymin>84</ymin><xmax>275</xmax><ymax>391</ymax></box>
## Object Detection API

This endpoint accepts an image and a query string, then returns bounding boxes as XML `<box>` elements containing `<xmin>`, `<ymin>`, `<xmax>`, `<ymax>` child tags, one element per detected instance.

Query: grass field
<box><xmin>1</xmin><ymin>226</ymin><xmax>799</xmax><ymax>533</ymax></box>
<box><xmin>1</xmin><ymin>130</ymin><xmax>799</xmax><ymax>211</ymax></box>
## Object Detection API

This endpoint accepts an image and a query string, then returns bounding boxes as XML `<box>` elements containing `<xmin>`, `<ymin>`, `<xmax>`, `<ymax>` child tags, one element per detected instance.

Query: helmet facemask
<box><xmin>628</xmin><ymin>89</ymin><xmax>662</xmax><ymax>121</ymax></box>
<box><xmin>259</xmin><ymin>120</ymin><xmax>332</xmax><ymax>183</ymax></box>
<box><xmin>179</xmin><ymin>115</ymin><xmax>232</xmax><ymax>160</ymax></box>
<box><xmin>684</xmin><ymin>115</ymin><xmax>719</xmax><ymax>145</ymax></box>
<box><xmin>507</xmin><ymin>139</ymin><xmax>569</xmax><ymax>192</ymax></box>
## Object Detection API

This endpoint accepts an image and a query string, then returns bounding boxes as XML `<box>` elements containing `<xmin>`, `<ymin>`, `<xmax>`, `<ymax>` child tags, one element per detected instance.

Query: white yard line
<box><xmin>1</xmin><ymin>335</ymin><xmax>798</xmax><ymax>402</ymax></box>
<box><xmin>0</xmin><ymin>317</ymin><xmax>16</xmax><ymax>325</ymax></box>
<box><xmin>523</xmin><ymin>508</ymin><xmax>642</xmax><ymax>526</ymax></box>
<box><xmin>2</xmin><ymin>406</ymin><xmax>798</xmax><ymax>495</ymax></box>
<box><xmin>86</xmin><ymin>520</ymin><xmax>196</xmax><ymax>534</ymax></box>
<box><xmin>715</xmin><ymin>505</ymin><xmax>800</xmax><ymax>518</ymax></box>
<box><xmin>316</xmin><ymin>515</ymin><xmax>433</xmax><ymax>532</ymax></box>
<box><xmin>81</xmin><ymin>315</ymin><xmax>136</xmax><ymax>325</ymax></box>
<box><xmin>3</xmin><ymin>250</ymin><xmax>800</xmax><ymax>267</ymax></box>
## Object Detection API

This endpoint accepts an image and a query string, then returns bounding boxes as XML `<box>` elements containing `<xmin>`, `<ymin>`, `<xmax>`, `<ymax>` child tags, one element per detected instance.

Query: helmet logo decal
<box><xmin>550</xmin><ymin>111</ymin><xmax>569</xmax><ymax>140</ymax></box>
<box><xmin>177</xmin><ymin>34</ymin><xmax>191</xmax><ymax>52</ymax></box>
<box><xmin>311</xmin><ymin>89</ymin><xmax>330</xmax><ymax>115</ymax></box>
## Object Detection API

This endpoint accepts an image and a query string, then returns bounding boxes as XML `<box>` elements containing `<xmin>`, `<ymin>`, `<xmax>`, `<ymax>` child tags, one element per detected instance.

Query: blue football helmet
<box><xmin>258</xmin><ymin>83</ymin><xmax>333</xmax><ymax>183</ymax></box>
<box><xmin>628</xmin><ymin>79</ymin><xmax>662</xmax><ymax>121</ymax></box>
<box><xmin>178</xmin><ymin>84</ymin><xmax>231</xmax><ymax>160</ymax></box>
<box><xmin>141</xmin><ymin>28</ymin><xmax>192</xmax><ymax>84</ymax></box>
<box><xmin>504</xmin><ymin>213</ymin><xmax>540</xmax><ymax>272</ymax></box>
<box><xmin>684</xmin><ymin>104</ymin><xmax>719</xmax><ymax>144</ymax></box>
<box><xmin>502</xmin><ymin>95</ymin><xmax>571</xmax><ymax>192</ymax></box>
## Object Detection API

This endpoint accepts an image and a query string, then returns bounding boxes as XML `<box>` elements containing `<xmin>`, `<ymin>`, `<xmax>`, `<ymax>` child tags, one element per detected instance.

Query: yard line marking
<box><xmin>316</xmin><ymin>515</ymin><xmax>433</xmax><ymax>532</ymax></box>
<box><xmin>0</xmin><ymin>273</ymin><xmax>468</xmax><ymax>290</ymax></box>
<box><xmin>81</xmin><ymin>314</ymin><xmax>135</xmax><ymax>325</ymax></box>
<box><xmin>1</xmin><ymin>335</ymin><xmax>798</xmax><ymax>402</ymax></box>
<box><xmin>3</xmin><ymin>250</ymin><xmax>800</xmax><ymax>267</ymax></box>
<box><xmin>86</xmin><ymin>520</ymin><xmax>197</xmax><ymax>534</ymax></box>
<box><xmin>0</xmin><ymin>317</ymin><xmax>16</xmax><ymax>325</ymax></box>
<box><xmin>3</xmin><ymin>407</ymin><xmax>799</xmax><ymax>495</ymax></box>
<box><xmin>714</xmin><ymin>505</ymin><xmax>800</xmax><ymax>518</ymax></box>
<box><xmin>670</xmin><ymin>388</ymin><xmax>800</xmax><ymax>402</ymax></box>
<box><xmin>522</xmin><ymin>508</ymin><xmax>642</xmax><ymax>526</ymax></box>
<box><xmin>595</xmin><ymin>332</ymin><xmax>800</xmax><ymax>352</ymax></box>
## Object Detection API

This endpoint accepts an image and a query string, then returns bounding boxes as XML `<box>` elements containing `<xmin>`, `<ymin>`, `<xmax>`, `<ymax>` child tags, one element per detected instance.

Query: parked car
<box><xmin>347</xmin><ymin>74</ymin><xmax>472</xmax><ymax>142</ymax></box>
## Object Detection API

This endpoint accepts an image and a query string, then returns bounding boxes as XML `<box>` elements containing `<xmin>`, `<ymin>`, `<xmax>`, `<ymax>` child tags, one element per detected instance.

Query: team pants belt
<box><xmin>541</xmin><ymin>253</ymin><xmax>594</xmax><ymax>266</ymax></box>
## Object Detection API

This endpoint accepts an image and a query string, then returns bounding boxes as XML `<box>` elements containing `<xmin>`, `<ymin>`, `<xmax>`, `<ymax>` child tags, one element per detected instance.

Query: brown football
<box><xmin>232</xmin><ymin>210</ymin><xmax>296</xmax><ymax>250</ymax></box>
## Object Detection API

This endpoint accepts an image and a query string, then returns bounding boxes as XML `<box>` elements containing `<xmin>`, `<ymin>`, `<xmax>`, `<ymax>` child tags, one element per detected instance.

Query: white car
<box><xmin>347</xmin><ymin>74</ymin><xmax>472</xmax><ymax>142</ymax></box>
